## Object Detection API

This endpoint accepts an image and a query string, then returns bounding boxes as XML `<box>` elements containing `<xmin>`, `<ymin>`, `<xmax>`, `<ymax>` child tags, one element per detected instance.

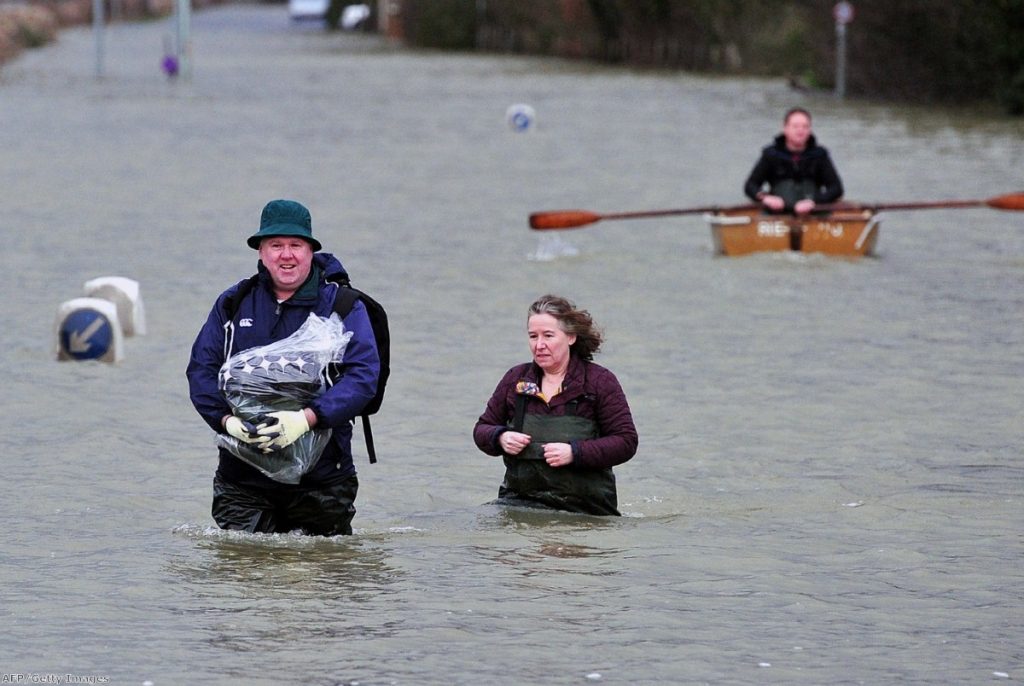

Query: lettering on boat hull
<box><xmin>756</xmin><ymin>220</ymin><xmax>789</xmax><ymax>237</ymax></box>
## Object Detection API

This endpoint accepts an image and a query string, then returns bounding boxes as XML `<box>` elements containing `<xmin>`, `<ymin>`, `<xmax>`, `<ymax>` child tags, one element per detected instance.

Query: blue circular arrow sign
<box><xmin>59</xmin><ymin>308</ymin><xmax>113</xmax><ymax>360</ymax></box>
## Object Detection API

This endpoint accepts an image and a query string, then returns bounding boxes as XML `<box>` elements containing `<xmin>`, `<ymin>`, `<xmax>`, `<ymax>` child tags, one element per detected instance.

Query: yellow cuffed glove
<box><xmin>256</xmin><ymin>410</ymin><xmax>311</xmax><ymax>450</ymax></box>
<box><xmin>225</xmin><ymin>416</ymin><xmax>273</xmax><ymax>451</ymax></box>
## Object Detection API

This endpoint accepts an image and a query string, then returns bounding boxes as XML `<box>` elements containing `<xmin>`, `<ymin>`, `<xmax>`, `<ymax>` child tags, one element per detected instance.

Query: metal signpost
<box><xmin>833</xmin><ymin>1</ymin><xmax>854</xmax><ymax>98</ymax></box>
<box><xmin>176</xmin><ymin>0</ymin><xmax>192</xmax><ymax>79</ymax></box>
<box><xmin>93</xmin><ymin>0</ymin><xmax>105</xmax><ymax>77</ymax></box>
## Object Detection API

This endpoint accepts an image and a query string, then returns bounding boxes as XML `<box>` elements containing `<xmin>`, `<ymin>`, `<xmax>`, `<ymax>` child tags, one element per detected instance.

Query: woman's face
<box><xmin>528</xmin><ymin>313</ymin><xmax>576</xmax><ymax>374</ymax></box>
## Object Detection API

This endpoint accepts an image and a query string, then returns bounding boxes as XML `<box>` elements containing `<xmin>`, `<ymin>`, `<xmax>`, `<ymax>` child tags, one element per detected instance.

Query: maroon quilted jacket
<box><xmin>473</xmin><ymin>356</ymin><xmax>638</xmax><ymax>469</ymax></box>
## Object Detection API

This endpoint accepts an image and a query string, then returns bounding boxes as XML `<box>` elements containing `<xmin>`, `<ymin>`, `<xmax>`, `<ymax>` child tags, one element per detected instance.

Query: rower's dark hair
<box><xmin>784</xmin><ymin>107</ymin><xmax>812</xmax><ymax>124</ymax></box>
<box><xmin>528</xmin><ymin>294</ymin><xmax>603</xmax><ymax>362</ymax></box>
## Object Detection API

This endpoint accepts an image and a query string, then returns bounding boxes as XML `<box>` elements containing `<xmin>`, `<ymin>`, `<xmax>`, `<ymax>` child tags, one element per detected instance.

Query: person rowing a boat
<box><xmin>744</xmin><ymin>107</ymin><xmax>844</xmax><ymax>216</ymax></box>
<box><xmin>473</xmin><ymin>295</ymin><xmax>638</xmax><ymax>516</ymax></box>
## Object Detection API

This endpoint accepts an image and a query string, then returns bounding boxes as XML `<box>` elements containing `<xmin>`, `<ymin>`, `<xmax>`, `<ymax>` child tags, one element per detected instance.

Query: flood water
<box><xmin>3</xmin><ymin>5</ymin><xmax>1023</xmax><ymax>684</ymax></box>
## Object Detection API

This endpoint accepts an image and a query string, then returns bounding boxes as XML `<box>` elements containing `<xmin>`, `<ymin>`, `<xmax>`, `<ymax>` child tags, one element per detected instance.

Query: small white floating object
<box><xmin>84</xmin><ymin>276</ymin><xmax>146</xmax><ymax>336</ymax></box>
<box><xmin>341</xmin><ymin>3</ymin><xmax>369</xmax><ymax>29</ymax></box>
<box><xmin>506</xmin><ymin>103</ymin><xmax>536</xmax><ymax>132</ymax></box>
<box><xmin>55</xmin><ymin>297</ymin><xmax>124</xmax><ymax>363</ymax></box>
<box><xmin>585</xmin><ymin>673</ymin><xmax>602</xmax><ymax>681</ymax></box>
<box><xmin>529</xmin><ymin>233</ymin><xmax>579</xmax><ymax>261</ymax></box>
<box><xmin>993</xmin><ymin>672</ymin><xmax>1009</xmax><ymax>679</ymax></box>
<box><xmin>758</xmin><ymin>663</ymin><xmax>771</xmax><ymax>668</ymax></box>
<box><xmin>843</xmin><ymin>501</ymin><xmax>864</xmax><ymax>507</ymax></box>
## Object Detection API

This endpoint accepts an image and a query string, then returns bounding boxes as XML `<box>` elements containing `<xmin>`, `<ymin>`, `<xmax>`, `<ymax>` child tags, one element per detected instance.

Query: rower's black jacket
<box><xmin>743</xmin><ymin>133</ymin><xmax>844</xmax><ymax>205</ymax></box>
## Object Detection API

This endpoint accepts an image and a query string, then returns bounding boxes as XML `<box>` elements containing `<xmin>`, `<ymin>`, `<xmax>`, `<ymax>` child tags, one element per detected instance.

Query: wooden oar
<box><xmin>529</xmin><ymin>191</ymin><xmax>1024</xmax><ymax>230</ymax></box>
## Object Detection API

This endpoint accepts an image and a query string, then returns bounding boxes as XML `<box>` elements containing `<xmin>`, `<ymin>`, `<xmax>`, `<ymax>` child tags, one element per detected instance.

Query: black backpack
<box><xmin>223</xmin><ymin>273</ymin><xmax>390</xmax><ymax>463</ymax></box>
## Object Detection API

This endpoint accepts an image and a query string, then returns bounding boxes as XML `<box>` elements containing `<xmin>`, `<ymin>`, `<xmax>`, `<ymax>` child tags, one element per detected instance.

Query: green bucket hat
<box><xmin>247</xmin><ymin>199</ymin><xmax>322</xmax><ymax>251</ymax></box>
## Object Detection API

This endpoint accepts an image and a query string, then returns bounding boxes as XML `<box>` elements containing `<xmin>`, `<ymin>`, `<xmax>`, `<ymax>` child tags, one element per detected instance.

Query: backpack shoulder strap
<box><xmin>325</xmin><ymin>277</ymin><xmax>381</xmax><ymax>464</ymax></box>
<box><xmin>332</xmin><ymin>285</ymin><xmax>360</xmax><ymax>319</ymax></box>
<box><xmin>219</xmin><ymin>275</ymin><xmax>260</xmax><ymax>359</ymax></box>
<box><xmin>222</xmin><ymin>274</ymin><xmax>260</xmax><ymax>321</ymax></box>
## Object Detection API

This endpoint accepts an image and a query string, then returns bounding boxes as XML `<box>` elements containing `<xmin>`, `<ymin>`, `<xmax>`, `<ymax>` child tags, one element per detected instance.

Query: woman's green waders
<box><xmin>499</xmin><ymin>407</ymin><xmax>619</xmax><ymax>516</ymax></box>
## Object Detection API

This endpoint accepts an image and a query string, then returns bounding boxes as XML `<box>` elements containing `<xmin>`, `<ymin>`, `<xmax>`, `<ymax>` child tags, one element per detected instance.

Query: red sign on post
<box><xmin>833</xmin><ymin>1</ymin><xmax>854</xmax><ymax>24</ymax></box>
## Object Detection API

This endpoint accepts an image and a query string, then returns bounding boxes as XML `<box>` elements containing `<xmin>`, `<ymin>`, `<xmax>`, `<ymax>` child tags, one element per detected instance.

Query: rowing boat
<box><xmin>705</xmin><ymin>207</ymin><xmax>881</xmax><ymax>257</ymax></box>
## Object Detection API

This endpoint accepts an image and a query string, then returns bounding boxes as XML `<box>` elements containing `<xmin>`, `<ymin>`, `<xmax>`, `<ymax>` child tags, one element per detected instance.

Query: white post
<box><xmin>93</xmin><ymin>0</ymin><xmax>105</xmax><ymax>78</ymax></box>
<box><xmin>176</xmin><ymin>0</ymin><xmax>192</xmax><ymax>79</ymax></box>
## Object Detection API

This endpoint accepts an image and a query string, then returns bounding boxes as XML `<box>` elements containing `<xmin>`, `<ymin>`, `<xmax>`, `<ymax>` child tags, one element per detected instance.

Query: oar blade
<box><xmin>529</xmin><ymin>210</ymin><xmax>602</xmax><ymax>230</ymax></box>
<box><xmin>986</xmin><ymin>192</ymin><xmax>1024</xmax><ymax>211</ymax></box>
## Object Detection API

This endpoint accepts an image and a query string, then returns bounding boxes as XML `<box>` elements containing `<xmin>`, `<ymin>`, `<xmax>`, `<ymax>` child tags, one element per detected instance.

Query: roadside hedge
<box><xmin>399</xmin><ymin>0</ymin><xmax>1024</xmax><ymax>114</ymax></box>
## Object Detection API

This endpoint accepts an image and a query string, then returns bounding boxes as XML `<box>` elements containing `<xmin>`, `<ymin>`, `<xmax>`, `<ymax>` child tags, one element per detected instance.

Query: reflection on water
<box><xmin>534</xmin><ymin>542</ymin><xmax>607</xmax><ymax>559</ymax></box>
<box><xmin>170</xmin><ymin>524</ymin><xmax>401</xmax><ymax>601</ymax></box>
<box><xmin>470</xmin><ymin>541</ymin><xmax>623</xmax><ymax>577</ymax></box>
<box><xmin>167</xmin><ymin>525</ymin><xmax>407</xmax><ymax>657</ymax></box>
<box><xmin>477</xmin><ymin>502</ymin><xmax>620</xmax><ymax>530</ymax></box>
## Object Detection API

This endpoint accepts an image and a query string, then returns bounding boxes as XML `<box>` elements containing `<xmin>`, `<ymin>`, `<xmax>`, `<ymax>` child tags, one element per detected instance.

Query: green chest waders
<box><xmin>499</xmin><ymin>396</ymin><xmax>619</xmax><ymax>516</ymax></box>
<box><xmin>771</xmin><ymin>178</ymin><xmax>818</xmax><ymax>212</ymax></box>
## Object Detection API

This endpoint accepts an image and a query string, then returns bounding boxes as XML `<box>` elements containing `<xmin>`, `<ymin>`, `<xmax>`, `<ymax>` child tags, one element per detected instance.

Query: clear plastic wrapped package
<box><xmin>217</xmin><ymin>313</ymin><xmax>353</xmax><ymax>483</ymax></box>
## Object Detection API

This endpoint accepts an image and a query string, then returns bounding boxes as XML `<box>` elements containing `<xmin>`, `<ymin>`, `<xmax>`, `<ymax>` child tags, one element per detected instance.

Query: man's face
<box><xmin>258</xmin><ymin>236</ymin><xmax>314</xmax><ymax>297</ymax></box>
<box><xmin>782</xmin><ymin>112</ymin><xmax>812</xmax><ymax>151</ymax></box>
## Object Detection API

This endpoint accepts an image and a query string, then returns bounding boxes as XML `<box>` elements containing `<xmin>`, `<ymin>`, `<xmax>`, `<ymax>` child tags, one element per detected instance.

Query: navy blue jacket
<box><xmin>186</xmin><ymin>252</ymin><xmax>380</xmax><ymax>489</ymax></box>
<box><xmin>743</xmin><ymin>133</ymin><xmax>843</xmax><ymax>206</ymax></box>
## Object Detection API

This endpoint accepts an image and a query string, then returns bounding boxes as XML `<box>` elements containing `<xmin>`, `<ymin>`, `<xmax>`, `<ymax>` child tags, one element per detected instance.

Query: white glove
<box><xmin>256</xmin><ymin>410</ymin><xmax>311</xmax><ymax>450</ymax></box>
<box><xmin>225</xmin><ymin>416</ymin><xmax>272</xmax><ymax>451</ymax></box>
